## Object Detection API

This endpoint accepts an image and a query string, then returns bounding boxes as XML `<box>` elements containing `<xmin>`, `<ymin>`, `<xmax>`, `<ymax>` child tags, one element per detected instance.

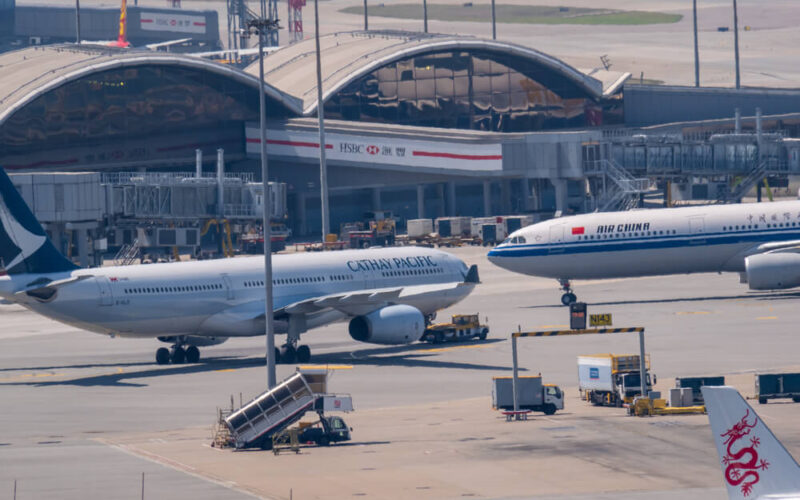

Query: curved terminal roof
<box><xmin>247</xmin><ymin>30</ymin><xmax>614</xmax><ymax>116</ymax></box>
<box><xmin>0</xmin><ymin>44</ymin><xmax>301</xmax><ymax>127</ymax></box>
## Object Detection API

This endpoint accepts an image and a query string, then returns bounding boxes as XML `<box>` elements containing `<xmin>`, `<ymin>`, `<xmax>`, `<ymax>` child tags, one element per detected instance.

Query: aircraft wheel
<box><xmin>170</xmin><ymin>346</ymin><xmax>186</xmax><ymax>364</ymax></box>
<box><xmin>296</xmin><ymin>345</ymin><xmax>311</xmax><ymax>363</ymax></box>
<box><xmin>478</xmin><ymin>328</ymin><xmax>488</xmax><ymax>340</ymax></box>
<box><xmin>185</xmin><ymin>345</ymin><xmax>200</xmax><ymax>363</ymax></box>
<box><xmin>561</xmin><ymin>292</ymin><xmax>577</xmax><ymax>306</ymax></box>
<box><xmin>156</xmin><ymin>347</ymin><xmax>170</xmax><ymax>365</ymax></box>
<box><xmin>280</xmin><ymin>345</ymin><xmax>296</xmax><ymax>364</ymax></box>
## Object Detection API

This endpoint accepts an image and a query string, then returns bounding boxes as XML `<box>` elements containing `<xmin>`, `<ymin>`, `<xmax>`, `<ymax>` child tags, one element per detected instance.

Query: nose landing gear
<box><xmin>559</xmin><ymin>279</ymin><xmax>577</xmax><ymax>306</ymax></box>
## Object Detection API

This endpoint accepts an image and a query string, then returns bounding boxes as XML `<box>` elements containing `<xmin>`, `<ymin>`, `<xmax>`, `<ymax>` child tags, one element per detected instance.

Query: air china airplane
<box><xmin>488</xmin><ymin>202</ymin><xmax>800</xmax><ymax>305</ymax></box>
<box><xmin>0</xmin><ymin>169</ymin><xmax>478</xmax><ymax>365</ymax></box>
<box><xmin>702</xmin><ymin>386</ymin><xmax>800</xmax><ymax>499</ymax></box>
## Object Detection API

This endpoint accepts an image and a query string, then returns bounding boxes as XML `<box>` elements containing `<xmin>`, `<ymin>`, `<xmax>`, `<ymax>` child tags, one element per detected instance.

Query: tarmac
<box><xmin>2</xmin><ymin>245</ymin><xmax>800</xmax><ymax>499</ymax></box>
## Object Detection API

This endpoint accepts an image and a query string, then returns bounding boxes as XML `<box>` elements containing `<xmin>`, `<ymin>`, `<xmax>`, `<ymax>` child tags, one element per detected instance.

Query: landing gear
<box><xmin>156</xmin><ymin>347</ymin><xmax>170</xmax><ymax>365</ymax></box>
<box><xmin>276</xmin><ymin>343</ymin><xmax>311</xmax><ymax>364</ymax></box>
<box><xmin>185</xmin><ymin>345</ymin><xmax>201</xmax><ymax>364</ymax></box>
<box><xmin>558</xmin><ymin>279</ymin><xmax>577</xmax><ymax>306</ymax></box>
<box><xmin>170</xmin><ymin>346</ymin><xmax>186</xmax><ymax>364</ymax></box>
<box><xmin>155</xmin><ymin>337</ymin><xmax>202</xmax><ymax>365</ymax></box>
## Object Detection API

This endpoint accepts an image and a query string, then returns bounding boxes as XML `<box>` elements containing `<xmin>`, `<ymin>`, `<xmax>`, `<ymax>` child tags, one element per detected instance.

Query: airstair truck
<box><xmin>223</xmin><ymin>369</ymin><xmax>352</xmax><ymax>449</ymax></box>
<box><xmin>578</xmin><ymin>354</ymin><xmax>654</xmax><ymax>407</ymax></box>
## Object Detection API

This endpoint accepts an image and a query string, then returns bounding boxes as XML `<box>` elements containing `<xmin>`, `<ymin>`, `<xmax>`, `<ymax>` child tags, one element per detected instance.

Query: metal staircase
<box><xmin>719</xmin><ymin>160</ymin><xmax>769</xmax><ymax>203</ymax></box>
<box><xmin>589</xmin><ymin>160</ymin><xmax>656</xmax><ymax>212</ymax></box>
<box><xmin>113</xmin><ymin>238</ymin><xmax>140</xmax><ymax>266</ymax></box>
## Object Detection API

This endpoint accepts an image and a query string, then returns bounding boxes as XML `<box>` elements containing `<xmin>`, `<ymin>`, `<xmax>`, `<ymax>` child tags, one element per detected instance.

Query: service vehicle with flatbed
<box><xmin>421</xmin><ymin>314</ymin><xmax>489</xmax><ymax>343</ymax></box>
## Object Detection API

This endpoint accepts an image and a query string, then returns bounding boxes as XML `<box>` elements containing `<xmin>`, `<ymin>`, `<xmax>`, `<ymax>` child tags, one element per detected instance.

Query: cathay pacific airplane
<box><xmin>0</xmin><ymin>168</ymin><xmax>478</xmax><ymax>364</ymax></box>
<box><xmin>488</xmin><ymin>202</ymin><xmax>800</xmax><ymax>305</ymax></box>
<box><xmin>703</xmin><ymin>386</ymin><xmax>800</xmax><ymax>499</ymax></box>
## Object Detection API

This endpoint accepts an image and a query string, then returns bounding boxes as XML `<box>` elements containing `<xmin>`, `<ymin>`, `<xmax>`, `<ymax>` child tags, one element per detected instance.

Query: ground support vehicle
<box><xmin>675</xmin><ymin>376</ymin><xmax>725</xmax><ymax>404</ymax></box>
<box><xmin>492</xmin><ymin>376</ymin><xmax>564</xmax><ymax>415</ymax></box>
<box><xmin>221</xmin><ymin>369</ymin><xmax>353</xmax><ymax>450</ymax></box>
<box><xmin>346</xmin><ymin>211</ymin><xmax>397</xmax><ymax>249</ymax></box>
<box><xmin>756</xmin><ymin>373</ymin><xmax>800</xmax><ymax>404</ymax></box>
<box><xmin>628</xmin><ymin>396</ymin><xmax>706</xmax><ymax>417</ymax></box>
<box><xmin>298</xmin><ymin>414</ymin><xmax>352</xmax><ymax>447</ymax></box>
<box><xmin>421</xmin><ymin>314</ymin><xmax>488</xmax><ymax>343</ymax></box>
<box><xmin>578</xmin><ymin>354</ymin><xmax>654</xmax><ymax>407</ymax></box>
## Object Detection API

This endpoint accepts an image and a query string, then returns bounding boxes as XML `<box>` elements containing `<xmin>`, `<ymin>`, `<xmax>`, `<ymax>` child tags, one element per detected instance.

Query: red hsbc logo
<box><xmin>366</xmin><ymin>145</ymin><xmax>379</xmax><ymax>155</ymax></box>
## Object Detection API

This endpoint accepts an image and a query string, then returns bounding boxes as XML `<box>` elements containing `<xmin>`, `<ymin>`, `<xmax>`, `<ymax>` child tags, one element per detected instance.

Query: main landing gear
<box><xmin>559</xmin><ymin>279</ymin><xmax>577</xmax><ymax>306</ymax></box>
<box><xmin>155</xmin><ymin>341</ymin><xmax>201</xmax><ymax>365</ymax></box>
<box><xmin>274</xmin><ymin>342</ymin><xmax>312</xmax><ymax>364</ymax></box>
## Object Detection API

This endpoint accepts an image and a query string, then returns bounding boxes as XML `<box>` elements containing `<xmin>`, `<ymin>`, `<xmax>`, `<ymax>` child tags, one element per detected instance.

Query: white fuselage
<box><xmin>0</xmin><ymin>247</ymin><xmax>473</xmax><ymax>339</ymax></box>
<box><xmin>488</xmin><ymin>201</ymin><xmax>800</xmax><ymax>280</ymax></box>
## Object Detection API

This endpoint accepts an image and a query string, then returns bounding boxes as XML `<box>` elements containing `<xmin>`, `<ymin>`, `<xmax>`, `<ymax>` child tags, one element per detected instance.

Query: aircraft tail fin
<box><xmin>112</xmin><ymin>0</ymin><xmax>130</xmax><ymax>48</ymax></box>
<box><xmin>702</xmin><ymin>386</ymin><xmax>800</xmax><ymax>500</ymax></box>
<box><xmin>0</xmin><ymin>168</ymin><xmax>79</xmax><ymax>275</ymax></box>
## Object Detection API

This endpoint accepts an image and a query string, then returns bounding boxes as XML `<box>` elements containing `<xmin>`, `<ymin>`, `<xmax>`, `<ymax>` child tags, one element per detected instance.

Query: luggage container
<box><xmin>756</xmin><ymin>373</ymin><xmax>800</xmax><ymax>404</ymax></box>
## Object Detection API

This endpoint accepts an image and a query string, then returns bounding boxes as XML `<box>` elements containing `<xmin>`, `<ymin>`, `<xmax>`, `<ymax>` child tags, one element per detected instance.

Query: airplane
<box><xmin>702</xmin><ymin>386</ymin><xmax>800</xmax><ymax>499</ymax></box>
<box><xmin>0</xmin><ymin>167</ymin><xmax>479</xmax><ymax>365</ymax></box>
<box><xmin>487</xmin><ymin>202</ymin><xmax>800</xmax><ymax>305</ymax></box>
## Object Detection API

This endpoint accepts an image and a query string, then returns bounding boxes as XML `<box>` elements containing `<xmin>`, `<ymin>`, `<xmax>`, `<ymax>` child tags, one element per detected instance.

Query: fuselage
<box><xmin>488</xmin><ymin>200</ymin><xmax>800</xmax><ymax>280</ymax></box>
<box><xmin>0</xmin><ymin>247</ymin><xmax>472</xmax><ymax>338</ymax></box>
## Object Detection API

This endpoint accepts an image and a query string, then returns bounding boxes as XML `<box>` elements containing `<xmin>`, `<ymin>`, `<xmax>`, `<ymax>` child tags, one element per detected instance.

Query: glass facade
<box><xmin>323</xmin><ymin>50</ymin><xmax>617</xmax><ymax>132</ymax></box>
<box><xmin>0</xmin><ymin>65</ymin><xmax>285</xmax><ymax>158</ymax></box>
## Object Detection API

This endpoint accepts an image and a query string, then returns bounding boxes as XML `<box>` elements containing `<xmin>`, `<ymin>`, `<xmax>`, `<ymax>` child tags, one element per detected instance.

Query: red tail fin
<box><xmin>112</xmin><ymin>0</ymin><xmax>130</xmax><ymax>47</ymax></box>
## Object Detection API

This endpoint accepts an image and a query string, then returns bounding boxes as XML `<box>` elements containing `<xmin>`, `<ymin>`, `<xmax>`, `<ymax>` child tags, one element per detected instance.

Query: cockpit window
<box><xmin>501</xmin><ymin>237</ymin><xmax>512</xmax><ymax>245</ymax></box>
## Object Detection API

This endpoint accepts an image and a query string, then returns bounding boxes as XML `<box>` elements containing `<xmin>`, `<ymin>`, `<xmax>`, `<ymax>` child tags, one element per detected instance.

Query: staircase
<box><xmin>113</xmin><ymin>238</ymin><xmax>141</xmax><ymax>266</ymax></box>
<box><xmin>718</xmin><ymin>161</ymin><xmax>769</xmax><ymax>203</ymax></box>
<box><xmin>591</xmin><ymin>160</ymin><xmax>657</xmax><ymax>212</ymax></box>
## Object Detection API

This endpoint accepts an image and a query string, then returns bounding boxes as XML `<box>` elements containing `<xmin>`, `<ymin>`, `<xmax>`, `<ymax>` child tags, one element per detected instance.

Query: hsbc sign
<box><xmin>245</xmin><ymin>124</ymin><xmax>503</xmax><ymax>172</ymax></box>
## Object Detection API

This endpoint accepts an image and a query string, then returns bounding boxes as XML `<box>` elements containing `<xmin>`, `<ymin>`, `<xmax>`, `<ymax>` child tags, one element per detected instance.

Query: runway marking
<box><xmin>298</xmin><ymin>364</ymin><xmax>353</xmax><ymax>370</ymax></box>
<box><xmin>0</xmin><ymin>372</ymin><xmax>60</xmax><ymax>382</ymax></box>
<box><xmin>417</xmin><ymin>344</ymin><xmax>493</xmax><ymax>354</ymax></box>
<box><xmin>676</xmin><ymin>311</ymin><xmax>712</xmax><ymax>315</ymax></box>
<box><xmin>214</xmin><ymin>369</ymin><xmax>236</xmax><ymax>373</ymax></box>
<box><xmin>537</xmin><ymin>324</ymin><xmax>568</xmax><ymax>329</ymax></box>
<box><xmin>95</xmin><ymin>438</ymin><xmax>262</xmax><ymax>498</ymax></box>
<box><xmin>757</xmin><ymin>316</ymin><xmax>778</xmax><ymax>320</ymax></box>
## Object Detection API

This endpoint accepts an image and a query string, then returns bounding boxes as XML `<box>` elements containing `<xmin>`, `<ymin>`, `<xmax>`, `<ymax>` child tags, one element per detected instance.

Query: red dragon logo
<box><xmin>720</xmin><ymin>409</ymin><xmax>770</xmax><ymax>496</ymax></box>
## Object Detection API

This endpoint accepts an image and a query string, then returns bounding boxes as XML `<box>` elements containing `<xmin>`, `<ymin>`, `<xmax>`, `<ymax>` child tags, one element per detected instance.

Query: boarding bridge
<box><xmin>223</xmin><ymin>370</ymin><xmax>352</xmax><ymax>449</ymax></box>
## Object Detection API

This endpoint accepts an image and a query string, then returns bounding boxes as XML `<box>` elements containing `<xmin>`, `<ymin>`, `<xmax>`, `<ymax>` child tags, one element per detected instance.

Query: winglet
<box><xmin>464</xmin><ymin>264</ymin><xmax>480</xmax><ymax>284</ymax></box>
<box><xmin>702</xmin><ymin>386</ymin><xmax>800</xmax><ymax>499</ymax></box>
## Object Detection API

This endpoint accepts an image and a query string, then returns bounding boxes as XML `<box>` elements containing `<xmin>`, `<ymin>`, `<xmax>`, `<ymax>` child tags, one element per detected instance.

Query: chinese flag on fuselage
<box><xmin>571</xmin><ymin>227</ymin><xmax>585</xmax><ymax>235</ymax></box>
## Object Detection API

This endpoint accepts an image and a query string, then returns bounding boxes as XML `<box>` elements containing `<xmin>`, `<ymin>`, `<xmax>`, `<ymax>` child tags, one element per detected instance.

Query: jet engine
<box><xmin>745</xmin><ymin>253</ymin><xmax>800</xmax><ymax>290</ymax></box>
<box><xmin>348</xmin><ymin>304</ymin><xmax>425</xmax><ymax>345</ymax></box>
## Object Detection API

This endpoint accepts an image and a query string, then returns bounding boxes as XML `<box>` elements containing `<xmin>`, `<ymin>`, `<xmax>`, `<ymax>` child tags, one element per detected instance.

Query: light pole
<box><xmin>314</xmin><ymin>0</ymin><xmax>330</xmax><ymax>239</ymax></box>
<box><xmin>364</xmin><ymin>0</ymin><xmax>368</xmax><ymax>30</ymax></box>
<box><xmin>423</xmin><ymin>0</ymin><xmax>428</xmax><ymax>33</ymax></box>
<box><xmin>692</xmin><ymin>0</ymin><xmax>699</xmax><ymax>87</ymax></box>
<box><xmin>75</xmin><ymin>0</ymin><xmax>81</xmax><ymax>43</ymax></box>
<box><xmin>245</xmin><ymin>17</ymin><xmax>281</xmax><ymax>389</ymax></box>
<box><xmin>732</xmin><ymin>0</ymin><xmax>741</xmax><ymax>89</ymax></box>
<box><xmin>491</xmin><ymin>0</ymin><xmax>496</xmax><ymax>40</ymax></box>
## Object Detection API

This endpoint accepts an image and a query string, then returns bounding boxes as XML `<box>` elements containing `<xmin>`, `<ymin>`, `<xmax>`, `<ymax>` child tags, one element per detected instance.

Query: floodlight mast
<box><xmin>244</xmin><ymin>17</ymin><xmax>281</xmax><ymax>388</ymax></box>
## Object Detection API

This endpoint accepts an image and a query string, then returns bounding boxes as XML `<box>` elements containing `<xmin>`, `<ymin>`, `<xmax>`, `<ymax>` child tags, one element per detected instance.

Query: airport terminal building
<box><xmin>1</xmin><ymin>31</ymin><xmax>800</xmax><ymax>244</ymax></box>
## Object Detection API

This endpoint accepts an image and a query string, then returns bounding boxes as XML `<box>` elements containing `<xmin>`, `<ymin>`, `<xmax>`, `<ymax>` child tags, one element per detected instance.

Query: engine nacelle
<box><xmin>349</xmin><ymin>304</ymin><xmax>425</xmax><ymax>345</ymax></box>
<box><xmin>745</xmin><ymin>253</ymin><xmax>800</xmax><ymax>290</ymax></box>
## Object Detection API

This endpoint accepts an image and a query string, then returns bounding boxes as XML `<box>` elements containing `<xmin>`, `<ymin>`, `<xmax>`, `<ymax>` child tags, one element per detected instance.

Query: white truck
<box><xmin>578</xmin><ymin>354</ymin><xmax>654</xmax><ymax>407</ymax></box>
<box><xmin>492</xmin><ymin>376</ymin><xmax>564</xmax><ymax>415</ymax></box>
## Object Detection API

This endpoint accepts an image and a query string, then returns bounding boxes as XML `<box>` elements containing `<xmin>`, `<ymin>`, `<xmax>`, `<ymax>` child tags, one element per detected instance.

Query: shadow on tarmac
<box><xmin>523</xmin><ymin>290</ymin><xmax>800</xmax><ymax>309</ymax></box>
<box><xmin>4</xmin><ymin>339</ymin><xmax>513</xmax><ymax>388</ymax></box>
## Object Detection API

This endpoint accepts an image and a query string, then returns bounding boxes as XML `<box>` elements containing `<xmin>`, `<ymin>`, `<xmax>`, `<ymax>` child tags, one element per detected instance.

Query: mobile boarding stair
<box><xmin>218</xmin><ymin>369</ymin><xmax>352</xmax><ymax>450</ymax></box>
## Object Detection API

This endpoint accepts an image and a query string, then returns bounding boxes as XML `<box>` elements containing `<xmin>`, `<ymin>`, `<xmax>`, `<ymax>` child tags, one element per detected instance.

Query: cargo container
<box><xmin>435</xmin><ymin>217</ymin><xmax>471</xmax><ymax>238</ymax></box>
<box><xmin>756</xmin><ymin>373</ymin><xmax>800</xmax><ymax>404</ymax></box>
<box><xmin>675</xmin><ymin>376</ymin><xmax>725</xmax><ymax>404</ymax></box>
<box><xmin>407</xmin><ymin>219</ymin><xmax>433</xmax><ymax>238</ymax></box>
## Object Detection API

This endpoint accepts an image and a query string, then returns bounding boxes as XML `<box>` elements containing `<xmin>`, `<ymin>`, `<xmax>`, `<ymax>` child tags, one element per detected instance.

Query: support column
<box><xmin>482</xmin><ymin>180</ymin><xmax>492</xmax><ymax>216</ymax></box>
<box><xmin>500</xmin><ymin>179</ymin><xmax>512</xmax><ymax>214</ymax></box>
<box><xmin>436</xmin><ymin>183</ymin><xmax>445</xmax><ymax>217</ymax></box>
<box><xmin>371</xmin><ymin>187</ymin><xmax>381</xmax><ymax>211</ymax></box>
<box><xmin>416</xmin><ymin>184</ymin><xmax>425</xmax><ymax>219</ymax></box>
<box><xmin>77</xmin><ymin>228</ymin><xmax>89</xmax><ymax>267</ymax></box>
<box><xmin>296</xmin><ymin>192</ymin><xmax>308</xmax><ymax>236</ymax></box>
<box><xmin>553</xmin><ymin>178</ymin><xmax>568</xmax><ymax>215</ymax></box>
<box><xmin>446</xmin><ymin>181</ymin><xmax>457</xmax><ymax>216</ymax></box>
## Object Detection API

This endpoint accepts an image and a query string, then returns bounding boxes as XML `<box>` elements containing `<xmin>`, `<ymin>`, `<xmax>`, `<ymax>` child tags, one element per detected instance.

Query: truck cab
<box><xmin>298</xmin><ymin>415</ymin><xmax>352</xmax><ymax>447</ymax></box>
<box><xmin>543</xmin><ymin>384</ymin><xmax>565</xmax><ymax>414</ymax></box>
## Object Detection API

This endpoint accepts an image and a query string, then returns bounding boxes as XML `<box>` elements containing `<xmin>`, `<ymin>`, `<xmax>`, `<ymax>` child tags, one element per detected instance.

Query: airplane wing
<box><xmin>279</xmin><ymin>281</ymin><xmax>470</xmax><ymax>317</ymax></box>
